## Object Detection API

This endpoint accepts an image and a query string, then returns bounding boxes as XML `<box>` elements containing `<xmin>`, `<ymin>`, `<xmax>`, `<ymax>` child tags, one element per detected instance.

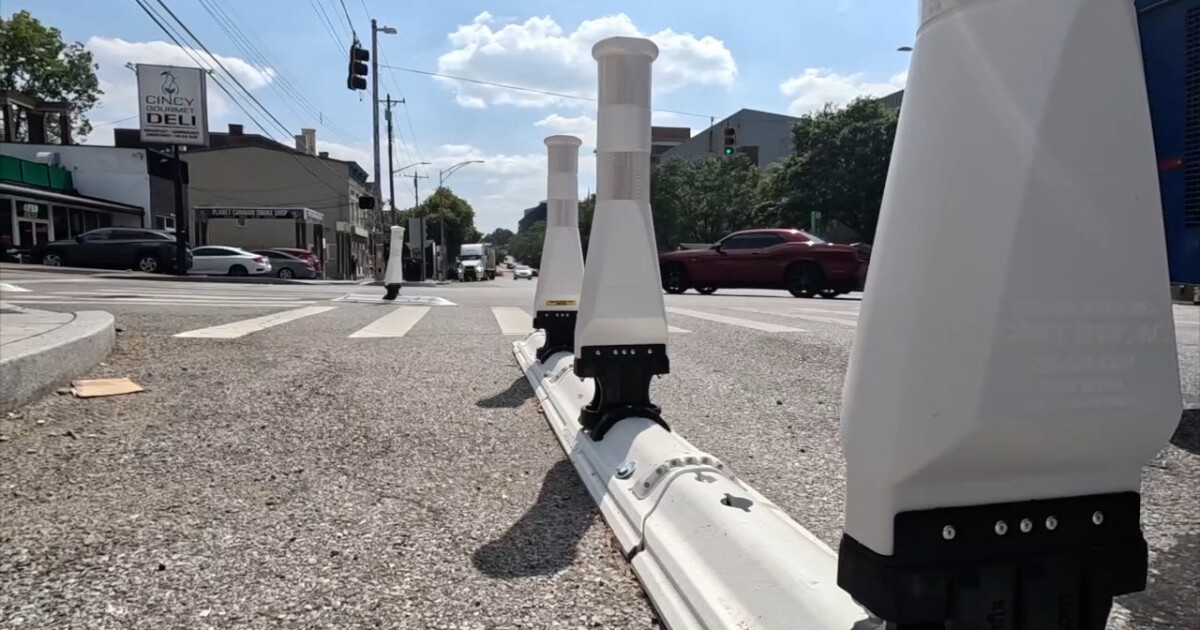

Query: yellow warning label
<box><xmin>546</xmin><ymin>300</ymin><xmax>578</xmax><ymax>307</ymax></box>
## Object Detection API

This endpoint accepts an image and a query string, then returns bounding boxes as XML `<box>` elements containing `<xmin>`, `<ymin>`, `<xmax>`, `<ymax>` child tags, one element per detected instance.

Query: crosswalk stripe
<box><xmin>777</xmin><ymin>306</ymin><xmax>862</xmax><ymax>317</ymax></box>
<box><xmin>666</xmin><ymin>307</ymin><xmax>806</xmax><ymax>333</ymax></box>
<box><xmin>4</xmin><ymin>297</ymin><xmax>315</xmax><ymax>307</ymax></box>
<box><xmin>729</xmin><ymin>306</ymin><xmax>857</xmax><ymax>327</ymax></box>
<box><xmin>56</xmin><ymin>292</ymin><xmax>307</xmax><ymax>302</ymax></box>
<box><xmin>349</xmin><ymin>306</ymin><xmax>431</xmax><ymax>338</ymax></box>
<box><xmin>174</xmin><ymin>306</ymin><xmax>336</xmax><ymax>338</ymax></box>
<box><xmin>0</xmin><ymin>283</ymin><xmax>31</xmax><ymax>292</ymax></box>
<box><xmin>492</xmin><ymin>306</ymin><xmax>533</xmax><ymax>335</ymax></box>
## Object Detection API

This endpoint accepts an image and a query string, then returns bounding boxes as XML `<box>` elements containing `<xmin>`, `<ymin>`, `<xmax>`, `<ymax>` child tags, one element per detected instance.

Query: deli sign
<box><xmin>136</xmin><ymin>64</ymin><xmax>209</xmax><ymax>146</ymax></box>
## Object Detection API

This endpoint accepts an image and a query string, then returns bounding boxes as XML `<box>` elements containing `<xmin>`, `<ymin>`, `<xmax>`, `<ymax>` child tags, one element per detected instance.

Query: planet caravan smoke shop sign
<box><xmin>136</xmin><ymin>64</ymin><xmax>210</xmax><ymax>146</ymax></box>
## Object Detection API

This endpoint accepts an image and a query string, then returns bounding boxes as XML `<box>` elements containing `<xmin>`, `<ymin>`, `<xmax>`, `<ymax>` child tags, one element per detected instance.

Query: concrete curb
<box><xmin>359</xmin><ymin>280</ymin><xmax>451</xmax><ymax>287</ymax></box>
<box><xmin>0</xmin><ymin>309</ymin><xmax>116</xmax><ymax>414</ymax></box>
<box><xmin>0</xmin><ymin>263</ymin><xmax>112</xmax><ymax>276</ymax></box>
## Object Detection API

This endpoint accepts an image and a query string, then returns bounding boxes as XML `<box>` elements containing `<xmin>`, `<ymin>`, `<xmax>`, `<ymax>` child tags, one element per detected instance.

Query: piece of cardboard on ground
<box><xmin>71</xmin><ymin>377</ymin><xmax>144</xmax><ymax>398</ymax></box>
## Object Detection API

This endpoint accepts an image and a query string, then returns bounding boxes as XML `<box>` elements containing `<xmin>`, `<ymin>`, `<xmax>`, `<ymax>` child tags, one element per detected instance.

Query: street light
<box><xmin>433</xmin><ymin>160</ymin><xmax>484</xmax><ymax>280</ymax></box>
<box><xmin>897</xmin><ymin>46</ymin><xmax>913</xmax><ymax>52</ymax></box>
<box><xmin>439</xmin><ymin>160</ymin><xmax>485</xmax><ymax>186</ymax></box>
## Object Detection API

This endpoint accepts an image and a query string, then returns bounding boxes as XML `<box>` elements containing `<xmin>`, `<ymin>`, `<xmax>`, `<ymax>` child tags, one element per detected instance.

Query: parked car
<box><xmin>190</xmin><ymin>246</ymin><xmax>272</xmax><ymax>276</ymax></box>
<box><xmin>37</xmin><ymin>227</ymin><xmax>191</xmax><ymax>274</ymax></box>
<box><xmin>657</xmin><ymin>228</ymin><xmax>870</xmax><ymax>298</ymax></box>
<box><xmin>269</xmin><ymin>247</ymin><xmax>322</xmax><ymax>276</ymax></box>
<box><xmin>513</xmin><ymin>265</ymin><xmax>534</xmax><ymax>280</ymax></box>
<box><xmin>253</xmin><ymin>249</ymin><xmax>318</xmax><ymax>279</ymax></box>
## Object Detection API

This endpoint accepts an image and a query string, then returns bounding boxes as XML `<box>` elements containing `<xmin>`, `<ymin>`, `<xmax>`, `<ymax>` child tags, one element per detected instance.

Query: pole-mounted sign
<box><xmin>135</xmin><ymin>64</ymin><xmax>210</xmax><ymax>146</ymax></box>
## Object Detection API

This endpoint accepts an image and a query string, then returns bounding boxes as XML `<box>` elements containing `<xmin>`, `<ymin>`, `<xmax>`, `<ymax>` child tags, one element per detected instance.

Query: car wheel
<box><xmin>42</xmin><ymin>252</ymin><xmax>64</xmax><ymax>266</ymax></box>
<box><xmin>785</xmin><ymin>263</ymin><xmax>825</xmax><ymax>298</ymax></box>
<box><xmin>696</xmin><ymin>287</ymin><xmax>717</xmax><ymax>295</ymax></box>
<box><xmin>228</xmin><ymin>265</ymin><xmax>248</xmax><ymax>276</ymax></box>
<box><xmin>277</xmin><ymin>267</ymin><xmax>295</xmax><ymax>279</ymax></box>
<box><xmin>662</xmin><ymin>264</ymin><xmax>689</xmax><ymax>294</ymax></box>
<box><xmin>135</xmin><ymin>253</ymin><xmax>161</xmax><ymax>273</ymax></box>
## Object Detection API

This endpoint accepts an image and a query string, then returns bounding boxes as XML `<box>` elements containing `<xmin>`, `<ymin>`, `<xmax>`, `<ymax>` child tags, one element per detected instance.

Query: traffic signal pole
<box><xmin>370</xmin><ymin>20</ymin><xmax>384</xmax><ymax>280</ymax></box>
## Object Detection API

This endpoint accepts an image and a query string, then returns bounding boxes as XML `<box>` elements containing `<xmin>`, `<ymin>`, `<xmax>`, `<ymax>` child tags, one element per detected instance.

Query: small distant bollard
<box><xmin>383</xmin><ymin>225</ymin><xmax>405</xmax><ymax>301</ymax></box>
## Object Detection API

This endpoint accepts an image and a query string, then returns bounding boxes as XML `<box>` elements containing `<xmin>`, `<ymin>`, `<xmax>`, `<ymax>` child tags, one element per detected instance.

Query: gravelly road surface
<box><xmin>1</xmin><ymin>271</ymin><xmax>1196</xmax><ymax>629</ymax></box>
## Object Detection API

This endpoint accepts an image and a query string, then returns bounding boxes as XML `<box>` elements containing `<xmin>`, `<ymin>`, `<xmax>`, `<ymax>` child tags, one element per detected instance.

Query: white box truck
<box><xmin>457</xmin><ymin>243</ymin><xmax>497</xmax><ymax>281</ymax></box>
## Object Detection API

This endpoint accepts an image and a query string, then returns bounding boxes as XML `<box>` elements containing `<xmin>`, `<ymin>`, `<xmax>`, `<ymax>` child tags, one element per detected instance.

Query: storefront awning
<box><xmin>0</xmin><ymin>182</ymin><xmax>144</xmax><ymax>216</ymax></box>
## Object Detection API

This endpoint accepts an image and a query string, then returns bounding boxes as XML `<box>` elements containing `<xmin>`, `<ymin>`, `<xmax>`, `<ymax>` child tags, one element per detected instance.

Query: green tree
<box><xmin>411</xmin><ymin>186</ymin><xmax>480</xmax><ymax>260</ymax></box>
<box><xmin>650</xmin><ymin>154</ymin><xmax>762</xmax><ymax>249</ymax></box>
<box><xmin>769</xmin><ymin>97</ymin><xmax>899</xmax><ymax>242</ymax></box>
<box><xmin>484</xmin><ymin>227</ymin><xmax>515</xmax><ymax>248</ymax></box>
<box><xmin>579</xmin><ymin>194</ymin><xmax>595</xmax><ymax>259</ymax></box>
<box><xmin>508</xmin><ymin>220</ymin><xmax>546</xmax><ymax>268</ymax></box>
<box><xmin>0</xmin><ymin>10</ymin><xmax>102</xmax><ymax>141</ymax></box>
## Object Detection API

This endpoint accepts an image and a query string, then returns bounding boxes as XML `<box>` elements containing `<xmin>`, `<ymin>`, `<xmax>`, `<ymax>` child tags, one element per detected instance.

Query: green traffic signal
<box><xmin>723</xmin><ymin>147</ymin><xmax>734</xmax><ymax>155</ymax></box>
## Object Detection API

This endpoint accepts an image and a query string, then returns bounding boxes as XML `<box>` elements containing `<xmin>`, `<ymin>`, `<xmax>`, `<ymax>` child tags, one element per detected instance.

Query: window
<box><xmin>111</xmin><ymin>229</ymin><xmax>173</xmax><ymax>241</ymax></box>
<box><xmin>192</xmin><ymin>247</ymin><xmax>224</xmax><ymax>256</ymax></box>
<box><xmin>155</xmin><ymin>215</ymin><xmax>176</xmax><ymax>231</ymax></box>
<box><xmin>720</xmin><ymin>233</ymin><xmax>785</xmax><ymax>250</ymax></box>
<box><xmin>69</xmin><ymin>208</ymin><xmax>84</xmax><ymax>238</ymax></box>
<box><xmin>51</xmin><ymin>206</ymin><xmax>68</xmax><ymax>241</ymax></box>
<box><xmin>80</xmin><ymin>229</ymin><xmax>111</xmax><ymax>242</ymax></box>
<box><xmin>83</xmin><ymin>211</ymin><xmax>99</xmax><ymax>232</ymax></box>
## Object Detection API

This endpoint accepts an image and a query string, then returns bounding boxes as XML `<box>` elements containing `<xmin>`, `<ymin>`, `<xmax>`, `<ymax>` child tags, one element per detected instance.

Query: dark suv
<box><xmin>38</xmin><ymin>228</ymin><xmax>192</xmax><ymax>274</ymax></box>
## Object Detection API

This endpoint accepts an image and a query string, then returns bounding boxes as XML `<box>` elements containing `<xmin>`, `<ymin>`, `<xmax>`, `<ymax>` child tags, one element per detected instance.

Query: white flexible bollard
<box><xmin>573</xmin><ymin>36</ymin><xmax>670</xmax><ymax>441</ymax></box>
<box><xmin>533</xmin><ymin>135</ymin><xmax>586</xmax><ymax>363</ymax></box>
<box><xmin>382</xmin><ymin>225</ymin><xmax>405</xmax><ymax>301</ymax></box>
<box><xmin>837</xmin><ymin>1</ymin><xmax>1182</xmax><ymax>627</ymax></box>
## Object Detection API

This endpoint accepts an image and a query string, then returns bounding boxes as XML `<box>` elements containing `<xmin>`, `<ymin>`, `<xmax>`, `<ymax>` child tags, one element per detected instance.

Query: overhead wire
<box><xmin>199</xmin><ymin>0</ymin><xmax>369</xmax><ymax>150</ymax></box>
<box><xmin>135</xmin><ymin>0</ymin><xmax>365</xmax><ymax>200</ymax></box>
<box><xmin>379</xmin><ymin>64</ymin><xmax>717</xmax><ymax>120</ymax></box>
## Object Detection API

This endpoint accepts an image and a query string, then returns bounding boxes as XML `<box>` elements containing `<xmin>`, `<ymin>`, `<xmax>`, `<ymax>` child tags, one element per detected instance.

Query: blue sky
<box><xmin>12</xmin><ymin>0</ymin><xmax>915</xmax><ymax>232</ymax></box>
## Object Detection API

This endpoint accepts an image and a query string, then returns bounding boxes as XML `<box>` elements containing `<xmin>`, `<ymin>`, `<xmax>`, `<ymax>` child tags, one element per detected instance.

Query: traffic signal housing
<box><xmin>347</xmin><ymin>41</ymin><xmax>369</xmax><ymax>91</ymax></box>
<box><xmin>723</xmin><ymin>126</ymin><xmax>737</xmax><ymax>156</ymax></box>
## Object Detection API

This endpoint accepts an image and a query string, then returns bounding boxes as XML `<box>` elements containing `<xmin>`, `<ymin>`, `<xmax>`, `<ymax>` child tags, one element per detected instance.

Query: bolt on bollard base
<box><xmin>574</xmin><ymin>345</ymin><xmax>669</xmax><ymax>441</ymax></box>
<box><xmin>838</xmin><ymin>492</ymin><xmax>1146</xmax><ymax>629</ymax></box>
<box><xmin>533</xmin><ymin>310</ymin><xmax>577</xmax><ymax>363</ymax></box>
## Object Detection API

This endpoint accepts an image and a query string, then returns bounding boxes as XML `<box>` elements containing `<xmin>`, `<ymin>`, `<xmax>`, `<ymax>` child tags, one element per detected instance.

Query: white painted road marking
<box><xmin>730</xmin><ymin>306</ymin><xmax>858</xmax><ymax>327</ymax></box>
<box><xmin>0</xmin><ymin>282</ymin><xmax>31</xmax><ymax>292</ymax></box>
<box><xmin>668</xmin><ymin>326</ymin><xmax>692</xmax><ymax>334</ymax></box>
<box><xmin>666</xmin><ymin>307</ymin><xmax>807</xmax><ymax>333</ymax></box>
<box><xmin>5</xmin><ymin>297</ymin><xmax>315</xmax><ymax>308</ymax></box>
<box><xmin>492</xmin><ymin>306</ymin><xmax>533</xmax><ymax>335</ymax></box>
<box><xmin>349</xmin><ymin>306</ymin><xmax>431</xmax><ymax>338</ymax></box>
<box><xmin>174</xmin><ymin>306</ymin><xmax>336</xmax><ymax>339</ymax></box>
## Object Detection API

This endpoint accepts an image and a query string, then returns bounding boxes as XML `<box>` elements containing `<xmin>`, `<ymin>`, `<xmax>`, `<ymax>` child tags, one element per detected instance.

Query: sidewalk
<box><xmin>0</xmin><ymin>303</ymin><xmax>115</xmax><ymax>413</ymax></box>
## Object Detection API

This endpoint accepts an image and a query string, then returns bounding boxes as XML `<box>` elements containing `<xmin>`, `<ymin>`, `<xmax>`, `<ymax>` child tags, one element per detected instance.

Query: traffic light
<box><xmin>723</xmin><ymin>126</ymin><xmax>737</xmax><ymax>156</ymax></box>
<box><xmin>347</xmin><ymin>41</ymin><xmax>369</xmax><ymax>91</ymax></box>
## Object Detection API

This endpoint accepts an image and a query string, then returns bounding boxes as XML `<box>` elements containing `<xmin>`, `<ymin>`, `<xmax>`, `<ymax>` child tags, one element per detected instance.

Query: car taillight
<box><xmin>253</xmin><ymin>255</ymin><xmax>265</xmax><ymax>263</ymax></box>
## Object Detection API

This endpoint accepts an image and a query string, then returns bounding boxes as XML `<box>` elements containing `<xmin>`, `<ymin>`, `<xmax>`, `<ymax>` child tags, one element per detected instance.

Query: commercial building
<box><xmin>1</xmin><ymin>98</ymin><xmax>187</xmax><ymax>252</ymax></box>
<box><xmin>661</xmin><ymin>109</ymin><xmax>801</xmax><ymax>168</ymax></box>
<box><xmin>117</xmin><ymin>124</ymin><xmax>373</xmax><ymax>279</ymax></box>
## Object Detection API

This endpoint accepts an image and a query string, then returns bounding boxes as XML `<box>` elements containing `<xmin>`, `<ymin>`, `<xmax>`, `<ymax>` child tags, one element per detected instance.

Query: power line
<box><xmin>379</xmin><ymin>64</ymin><xmax>716</xmax><ymax>119</ymax></box>
<box><xmin>135</xmin><ymin>0</ymin><xmax>363</xmax><ymax>200</ymax></box>
<box><xmin>336</xmin><ymin>0</ymin><xmax>356</xmax><ymax>37</ymax></box>
<box><xmin>92</xmin><ymin>115</ymin><xmax>139</xmax><ymax>128</ymax></box>
<box><xmin>307</xmin><ymin>0</ymin><xmax>345</xmax><ymax>55</ymax></box>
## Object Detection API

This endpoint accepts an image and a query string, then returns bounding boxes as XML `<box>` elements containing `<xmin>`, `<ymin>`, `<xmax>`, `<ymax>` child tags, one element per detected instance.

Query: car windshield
<box><xmin>460</xmin><ymin>254</ymin><xmax>482</xmax><ymax>261</ymax></box>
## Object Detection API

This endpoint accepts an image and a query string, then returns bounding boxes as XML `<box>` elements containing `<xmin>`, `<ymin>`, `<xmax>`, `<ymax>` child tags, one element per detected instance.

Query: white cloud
<box><xmin>82</xmin><ymin>36</ymin><xmax>275</xmax><ymax>144</ymax></box>
<box><xmin>780</xmin><ymin>69</ymin><xmax>907</xmax><ymax>116</ymax></box>
<box><xmin>436</xmin><ymin>12</ymin><xmax>737</xmax><ymax>109</ymax></box>
<box><xmin>534</xmin><ymin>114</ymin><xmax>597</xmax><ymax>150</ymax></box>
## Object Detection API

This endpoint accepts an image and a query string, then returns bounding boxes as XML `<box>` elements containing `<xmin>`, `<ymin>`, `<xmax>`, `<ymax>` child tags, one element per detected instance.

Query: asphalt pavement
<box><xmin>0</xmin><ymin>267</ymin><xmax>1196</xmax><ymax>629</ymax></box>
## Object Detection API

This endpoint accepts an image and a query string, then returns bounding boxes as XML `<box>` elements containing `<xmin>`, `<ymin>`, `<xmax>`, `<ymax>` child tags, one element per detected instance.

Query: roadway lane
<box><xmin>0</xmin><ymin>268</ymin><xmax>1196</xmax><ymax>628</ymax></box>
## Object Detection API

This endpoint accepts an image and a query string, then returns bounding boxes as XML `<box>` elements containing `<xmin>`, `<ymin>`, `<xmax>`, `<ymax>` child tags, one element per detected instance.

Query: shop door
<box><xmin>17</xmin><ymin>219</ymin><xmax>50</xmax><ymax>249</ymax></box>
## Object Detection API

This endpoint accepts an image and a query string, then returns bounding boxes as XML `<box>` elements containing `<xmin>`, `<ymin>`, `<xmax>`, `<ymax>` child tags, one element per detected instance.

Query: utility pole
<box><xmin>410</xmin><ymin>171</ymin><xmax>429</xmax><ymax>280</ymax></box>
<box><xmin>383</xmin><ymin>93</ymin><xmax>404</xmax><ymax>225</ymax></box>
<box><xmin>368</xmin><ymin>20</ymin><xmax>396</xmax><ymax>278</ymax></box>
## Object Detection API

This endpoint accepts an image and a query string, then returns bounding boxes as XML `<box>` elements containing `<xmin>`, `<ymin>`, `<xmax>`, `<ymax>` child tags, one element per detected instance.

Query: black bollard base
<box><xmin>533</xmin><ymin>310</ymin><xmax>577</xmax><ymax>363</ymax></box>
<box><xmin>574</xmin><ymin>344</ymin><xmax>669</xmax><ymax>441</ymax></box>
<box><xmin>383</xmin><ymin>284</ymin><xmax>401</xmax><ymax>301</ymax></box>
<box><xmin>837</xmin><ymin>492</ymin><xmax>1147</xmax><ymax>629</ymax></box>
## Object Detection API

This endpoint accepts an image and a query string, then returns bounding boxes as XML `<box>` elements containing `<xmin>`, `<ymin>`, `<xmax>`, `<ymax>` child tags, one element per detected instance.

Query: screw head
<box><xmin>1020</xmin><ymin>518</ymin><xmax>1033</xmax><ymax>533</ymax></box>
<box><xmin>1092</xmin><ymin>511</ymin><xmax>1104</xmax><ymax>526</ymax></box>
<box><xmin>942</xmin><ymin>525</ymin><xmax>956</xmax><ymax>540</ymax></box>
<box><xmin>615</xmin><ymin>460</ymin><xmax>636</xmax><ymax>480</ymax></box>
<box><xmin>994</xmin><ymin>520</ymin><xmax>1009</xmax><ymax>536</ymax></box>
<box><xmin>1045</xmin><ymin>516</ymin><xmax>1058</xmax><ymax>531</ymax></box>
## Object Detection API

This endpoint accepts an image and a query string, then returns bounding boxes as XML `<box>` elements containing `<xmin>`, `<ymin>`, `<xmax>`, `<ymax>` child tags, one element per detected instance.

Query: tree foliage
<box><xmin>483</xmin><ymin>227</ymin><xmax>515</xmax><ymax>248</ymax></box>
<box><xmin>508</xmin><ymin>221</ymin><xmax>546</xmax><ymax>268</ymax></box>
<box><xmin>651</xmin><ymin>154</ymin><xmax>762</xmax><ymax>250</ymax></box>
<box><xmin>407</xmin><ymin>186</ymin><xmax>481</xmax><ymax>259</ymax></box>
<box><xmin>0</xmin><ymin>10</ymin><xmax>102</xmax><ymax>141</ymax></box>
